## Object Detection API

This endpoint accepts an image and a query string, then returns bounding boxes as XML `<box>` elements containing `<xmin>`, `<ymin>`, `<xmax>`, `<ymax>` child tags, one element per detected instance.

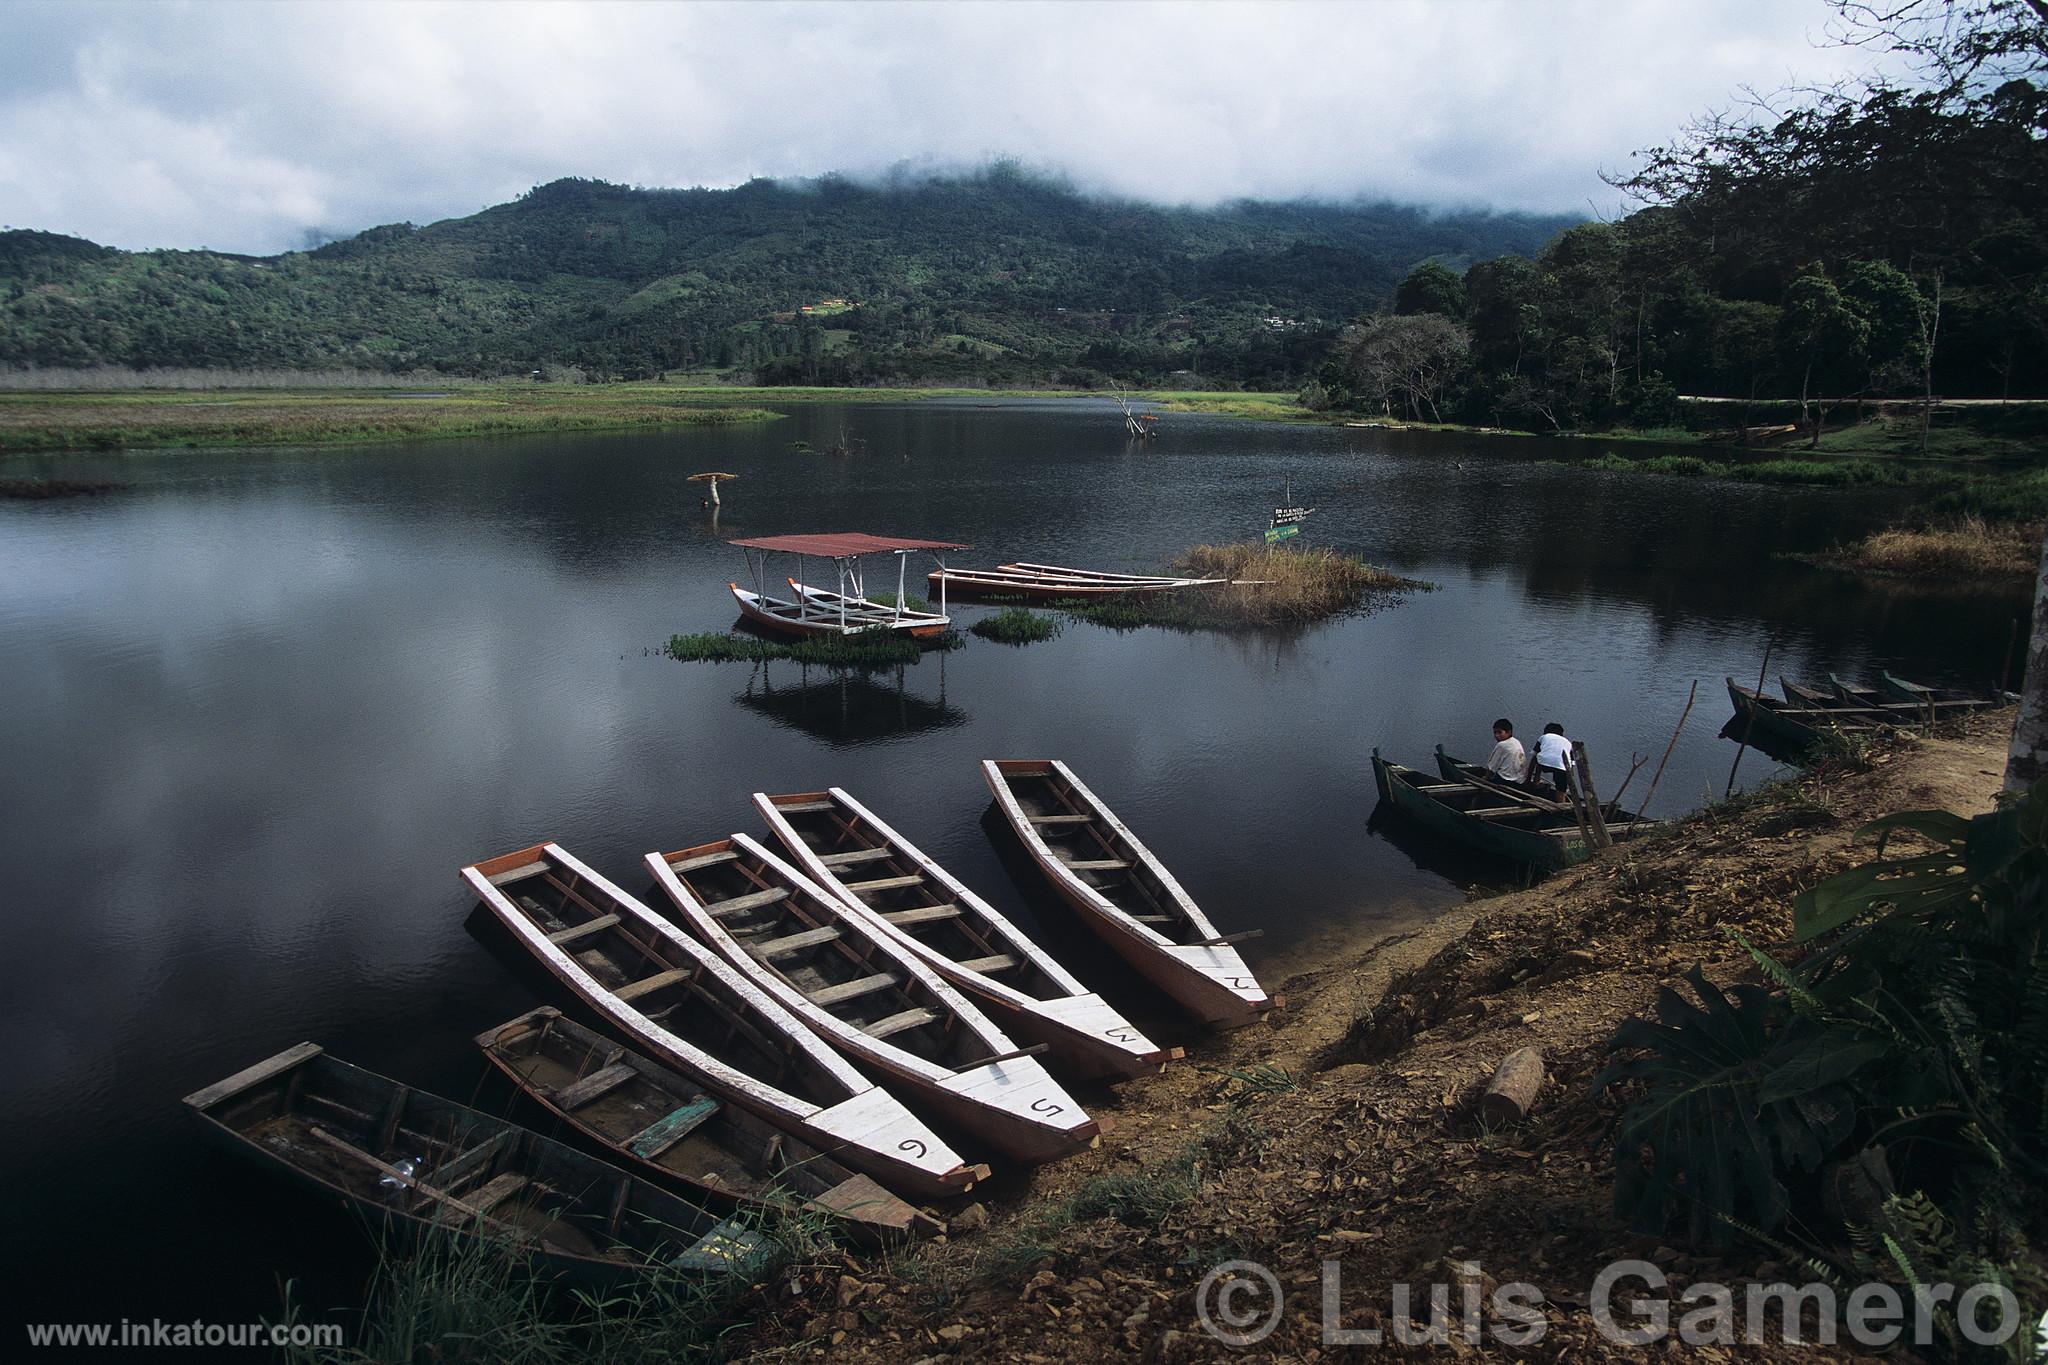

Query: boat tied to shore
<box><xmin>754</xmin><ymin>786</ymin><xmax>1180</xmax><ymax>1081</ymax></box>
<box><xmin>185</xmin><ymin>1044</ymin><xmax>770</xmax><ymax>1283</ymax></box>
<box><xmin>476</xmin><ymin>1006</ymin><xmax>943</xmax><ymax>1243</ymax></box>
<box><xmin>927</xmin><ymin>561</ymin><xmax>1226</xmax><ymax>600</ymax></box>
<box><xmin>645</xmin><ymin>834</ymin><xmax>1100</xmax><ymax>1166</ymax></box>
<box><xmin>1369</xmin><ymin>749</ymin><xmax>1659</xmax><ymax>872</ymax></box>
<box><xmin>982</xmin><ymin>758</ymin><xmax>1278</xmax><ymax>1030</ymax></box>
<box><xmin>462</xmin><ymin>842</ymin><xmax>986</xmax><ymax>1201</ymax></box>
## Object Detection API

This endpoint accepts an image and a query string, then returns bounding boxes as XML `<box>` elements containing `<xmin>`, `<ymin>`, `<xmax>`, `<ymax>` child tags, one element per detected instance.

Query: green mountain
<box><xmin>0</xmin><ymin>166</ymin><xmax>1574</xmax><ymax>385</ymax></box>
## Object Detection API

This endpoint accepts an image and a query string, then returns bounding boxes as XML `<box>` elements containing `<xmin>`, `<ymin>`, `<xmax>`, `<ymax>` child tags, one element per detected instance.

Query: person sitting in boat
<box><xmin>1529</xmin><ymin>723</ymin><xmax>1574</xmax><ymax>795</ymax></box>
<box><xmin>1482</xmin><ymin>719</ymin><xmax>1526</xmax><ymax>785</ymax></box>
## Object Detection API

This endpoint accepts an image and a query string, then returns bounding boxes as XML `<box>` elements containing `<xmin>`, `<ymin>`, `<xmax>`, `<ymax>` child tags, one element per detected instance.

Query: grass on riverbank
<box><xmin>0</xmin><ymin>386</ymin><xmax>783</xmax><ymax>453</ymax></box>
<box><xmin>1806</xmin><ymin>515</ymin><xmax>2042</xmax><ymax>581</ymax></box>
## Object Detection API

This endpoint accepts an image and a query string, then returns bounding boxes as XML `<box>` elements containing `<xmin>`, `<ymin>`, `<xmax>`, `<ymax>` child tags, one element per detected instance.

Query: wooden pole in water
<box><xmin>1724</xmin><ymin>644</ymin><xmax>1773</xmax><ymax>800</ymax></box>
<box><xmin>1573</xmin><ymin>742</ymin><xmax>1613</xmax><ymax>850</ymax></box>
<box><xmin>1635</xmin><ymin>679</ymin><xmax>1699</xmax><ymax>821</ymax></box>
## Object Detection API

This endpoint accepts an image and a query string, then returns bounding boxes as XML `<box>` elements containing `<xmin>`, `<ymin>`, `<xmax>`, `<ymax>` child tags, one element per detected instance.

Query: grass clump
<box><xmin>666</xmin><ymin>631</ymin><xmax>930</xmax><ymax>668</ymax></box>
<box><xmin>275</xmin><ymin>1222</ymin><xmax>770</xmax><ymax>1365</ymax></box>
<box><xmin>1820</xmin><ymin>515</ymin><xmax>2041</xmax><ymax>581</ymax></box>
<box><xmin>968</xmin><ymin>606</ymin><xmax>1061</xmax><ymax>644</ymax></box>
<box><xmin>1056</xmin><ymin>541</ymin><xmax>1426</xmax><ymax>631</ymax></box>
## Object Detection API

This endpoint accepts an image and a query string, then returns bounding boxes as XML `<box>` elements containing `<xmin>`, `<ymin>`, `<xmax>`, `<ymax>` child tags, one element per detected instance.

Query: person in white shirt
<box><xmin>1530</xmin><ymin>722</ymin><xmax>1574</xmax><ymax>795</ymax></box>
<box><xmin>1482</xmin><ymin>718</ymin><xmax>1526</xmax><ymax>785</ymax></box>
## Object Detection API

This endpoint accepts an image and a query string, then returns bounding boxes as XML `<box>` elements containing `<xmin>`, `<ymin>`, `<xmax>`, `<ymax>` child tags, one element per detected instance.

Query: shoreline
<box><xmin>721</xmin><ymin>713</ymin><xmax>2016</xmax><ymax>1360</ymax></box>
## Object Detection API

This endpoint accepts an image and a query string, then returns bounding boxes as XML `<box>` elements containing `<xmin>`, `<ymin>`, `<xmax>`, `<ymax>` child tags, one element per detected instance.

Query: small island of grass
<box><xmin>1061</xmin><ymin>541</ymin><xmax>1429</xmax><ymax>631</ymax></box>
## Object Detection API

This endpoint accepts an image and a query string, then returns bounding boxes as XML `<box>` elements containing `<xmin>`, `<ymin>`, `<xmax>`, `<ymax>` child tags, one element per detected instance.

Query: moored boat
<box><xmin>728</xmin><ymin>532</ymin><xmax>968</xmax><ymax>638</ymax></box>
<box><xmin>185</xmin><ymin>1044</ymin><xmax>768</xmax><ymax>1283</ymax></box>
<box><xmin>645</xmin><ymin>835</ymin><xmax>1099</xmax><ymax>1166</ymax></box>
<box><xmin>462</xmin><ymin>843</ymin><xmax>986</xmax><ymax>1200</ymax></box>
<box><xmin>1727</xmin><ymin>677</ymin><xmax>1882</xmax><ymax>752</ymax></box>
<box><xmin>1876</xmin><ymin>670</ymin><xmax>2002</xmax><ymax>712</ymax></box>
<box><xmin>754</xmin><ymin>786</ymin><xmax>1180</xmax><ymax>1081</ymax></box>
<box><xmin>929</xmin><ymin>563</ymin><xmax>1224</xmax><ymax>599</ymax></box>
<box><xmin>477</xmin><ymin>1007</ymin><xmax>942</xmax><ymax>1243</ymax></box>
<box><xmin>1376</xmin><ymin>751</ymin><xmax>1636</xmax><ymax>872</ymax></box>
<box><xmin>981</xmin><ymin>759</ymin><xmax>1278</xmax><ymax>1030</ymax></box>
<box><xmin>1431</xmin><ymin>746</ymin><xmax>1662</xmax><ymax>845</ymax></box>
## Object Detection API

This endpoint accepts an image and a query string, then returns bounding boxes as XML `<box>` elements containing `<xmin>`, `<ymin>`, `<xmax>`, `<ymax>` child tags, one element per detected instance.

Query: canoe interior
<box><xmin>1432</xmin><ymin>751</ymin><xmax>1660</xmax><ymax>832</ymax></box>
<box><xmin>790</xmin><ymin>581</ymin><xmax>951</xmax><ymax>630</ymax></box>
<box><xmin>483</xmin><ymin>1008</ymin><xmax>819</xmax><ymax>1203</ymax></box>
<box><xmin>1383</xmin><ymin>760</ymin><xmax>1596</xmax><ymax>836</ymax></box>
<box><xmin>763</xmin><ymin>793</ymin><xmax>1072</xmax><ymax>1004</ymax></box>
<box><xmin>660</xmin><ymin>842</ymin><xmax>1003</xmax><ymax>1072</ymax></box>
<box><xmin>189</xmin><ymin>1049</ymin><xmax>761</xmax><ymax>1275</ymax></box>
<box><xmin>992</xmin><ymin>762</ymin><xmax>1205</xmax><ymax>942</ymax></box>
<box><xmin>479</xmin><ymin>851</ymin><xmax>841</xmax><ymax>1109</ymax></box>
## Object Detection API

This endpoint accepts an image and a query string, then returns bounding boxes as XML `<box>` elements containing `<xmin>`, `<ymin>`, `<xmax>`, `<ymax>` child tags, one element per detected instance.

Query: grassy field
<box><xmin>0</xmin><ymin>386</ymin><xmax>787</xmax><ymax>452</ymax></box>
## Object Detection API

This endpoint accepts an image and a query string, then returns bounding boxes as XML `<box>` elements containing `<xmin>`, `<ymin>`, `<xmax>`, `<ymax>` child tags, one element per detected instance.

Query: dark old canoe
<box><xmin>184</xmin><ymin>1044</ymin><xmax>768</xmax><ymax>1284</ymax></box>
<box><xmin>477</xmin><ymin>1007</ymin><xmax>941</xmax><ymax>1243</ymax></box>
<box><xmin>1376</xmin><ymin>750</ymin><xmax>1653</xmax><ymax>872</ymax></box>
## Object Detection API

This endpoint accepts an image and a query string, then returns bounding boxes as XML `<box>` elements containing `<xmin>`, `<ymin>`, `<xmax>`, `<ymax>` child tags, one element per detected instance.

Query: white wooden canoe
<box><xmin>1003</xmin><ymin>561</ymin><xmax>1220</xmax><ymax>585</ymax></box>
<box><xmin>787</xmin><ymin>580</ymin><xmax>952</xmax><ymax>634</ymax></box>
<box><xmin>754</xmin><ymin>787</ymin><xmax>1181</xmax><ymax>1081</ymax></box>
<box><xmin>730</xmin><ymin>583</ymin><xmax>946</xmax><ymax>640</ymax></box>
<box><xmin>927</xmin><ymin>566</ymin><xmax>1224</xmax><ymax>599</ymax></box>
<box><xmin>462</xmin><ymin>843</ymin><xmax>985</xmax><ymax>1200</ymax></box>
<box><xmin>982</xmin><ymin>760</ymin><xmax>1280</xmax><ymax>1030</ymax></box>
<box><xmin>644</xmin><ymin>834</ymin><xmax>1098</xmax><ymax>1166</ymax></box>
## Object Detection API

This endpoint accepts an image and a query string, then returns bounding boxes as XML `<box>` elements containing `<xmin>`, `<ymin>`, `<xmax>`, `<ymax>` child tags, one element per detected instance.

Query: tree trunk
<box><xmin>1482</xmin><ymin>1047</ymin><xmax>1546</xmax><ymax>1125</ymax></box>
<box><xmin>2005</xmin><ymin>530</ymin><xmax>2048</xmax><ymax>794</ymax></box>
<box><xmin>1920</xmin><ymin>270</ymin><xmax>1943</xmax><ymax>455</ymax></box>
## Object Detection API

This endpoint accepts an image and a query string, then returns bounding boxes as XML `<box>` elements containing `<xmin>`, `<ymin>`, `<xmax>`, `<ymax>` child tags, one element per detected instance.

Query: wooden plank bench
<box><xmin>862</xmin><ymin>1007</ymin><xmax>939</xmax><ymax>1040</ymax></box>
<box><xmin>747</xmin><ymin>925</ymin><xmax>841</xmax><ymax>960</ymax></box>
<box><xmin>669</xmin><ymin>849</ymin><xmax>739</xmax><ymax>873</ymax></box>
<box><xmin>819</xmin><ymin>847</ymin><xmax>895</xmax><ymax>867</ymax></box>
<box><xmin>625</xmin><ymin>1096</ymin><xmax>721</xmax><ymax>1160</ymax></box>
<box><xmin>487</xmin><ymin>861</ymin><xmax>552</xmax><ymax>886</ymax></box>
<box><xmin>883</xmin><ymin>903</ymin><xmax>962</xmax><ymax>926</ymax></box>
<box><xmin>959</xmin><ymin>953</ymin><xmax>1019</xmax><ymax>974</ymax></box>
<box><xmin>774</xmin><ymin>800</ymin><xmax>835</xmax><ymax>814</ymax></box>
<box><xmin>552</xmin><ymin>1062</ymin><xmax>639</xmax><ymax>1111</ymax></box>
<box><xmin>1062</xmin><ymin>858</ymin><xmax>1129</xmax><ymax>871</ymax></box>
<box><xmin>842</xmin><ymin>874</ymin><xmax>924</xmax><ymax>894</ymax></box>
<box><xmin>615</xmin><ymin>969</ymin><xmax>691</xmax><ymax>1003</ymax></box>
<box><xmin>1027</xmin><ymin>813</ymin><xmax>1093</xmax><ymax>825</ymax></box>
<box><xmin>808</xmin><ymin>972</ymin><xmax>901</xmax><ymax>1007</ymax></box>
<box><xmin>548</xmin><ymin>914</ymin><xmax>620</xmax><ymax>947</ymax></box>
<box><xmin>709</xmin><ymin>887</ymin><xmax>791</xmax><ymax>917</ymax></box>
<box><xmin>468</xmin><ymin>1172</ymin><xmax>531</xmax><ymax>1215</ymax></box>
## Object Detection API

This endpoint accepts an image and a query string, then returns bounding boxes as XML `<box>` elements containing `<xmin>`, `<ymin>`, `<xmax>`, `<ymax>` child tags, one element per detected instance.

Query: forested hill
<box><xmin>0</xmin><ymin>169</ymin><xmax>1572</xmax><ymax>384</ymax></box>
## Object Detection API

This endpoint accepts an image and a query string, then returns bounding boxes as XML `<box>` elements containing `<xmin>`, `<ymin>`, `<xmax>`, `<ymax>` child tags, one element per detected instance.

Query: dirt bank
<box><xmin>738</xmin><ymin>716</ymin><xmax>2013</xmax><ymax>1362</ymax></box>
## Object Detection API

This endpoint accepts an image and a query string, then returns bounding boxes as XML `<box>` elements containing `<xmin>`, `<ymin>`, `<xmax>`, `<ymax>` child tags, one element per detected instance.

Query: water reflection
<box><xmin>732</xmin><ymin>659</ymin><xmax>967</xmax><ymax>746</ymax></box>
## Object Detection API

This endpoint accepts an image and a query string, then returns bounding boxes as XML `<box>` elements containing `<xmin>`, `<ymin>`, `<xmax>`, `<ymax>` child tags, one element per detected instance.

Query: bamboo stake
<box><xmin>1636</xmin><ymin>679</ymin><xmax>1699</xmax><ymax>821</ymax></box>
<box><xmin>1573</xmin><ymin>742</ymin><xmax>1613</xmax><ymax>850</ymax></box>
<box><xmin>1607</xmin><ymin>752</ymin><xmax>1650</xmax><ymax>808</ymax></box>
<box><xmin>1725</xmin><ymin>644</ymin><xmax>1773</xmax><ymax>800</ymax></box>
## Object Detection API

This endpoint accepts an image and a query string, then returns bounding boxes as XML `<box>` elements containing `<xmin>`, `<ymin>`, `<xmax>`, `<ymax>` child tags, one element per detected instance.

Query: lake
<box><xmin>0</xmin><ymin>396</ymin><xmax>2021</xmax><ymax>1330</ymax></box>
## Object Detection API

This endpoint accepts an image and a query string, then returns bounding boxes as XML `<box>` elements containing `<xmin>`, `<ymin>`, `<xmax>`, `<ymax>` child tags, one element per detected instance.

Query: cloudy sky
<box><xmin>0</xmin><ymin>0</ymin><xmax>1904</xmax><ymax>256</ymax></box>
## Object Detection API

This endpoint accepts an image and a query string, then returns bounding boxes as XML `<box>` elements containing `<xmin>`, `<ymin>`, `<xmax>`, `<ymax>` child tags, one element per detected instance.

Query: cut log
<box><xmin>1480</xmin><ymin>1046</ymin><xmax>1545</xmax><ymax>1126</ymax></box>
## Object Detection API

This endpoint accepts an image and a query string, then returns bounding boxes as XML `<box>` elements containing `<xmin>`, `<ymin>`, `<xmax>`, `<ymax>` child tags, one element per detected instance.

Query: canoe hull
<box><xmin>1377</xmin><ymin>752</ymin><xmax>1585</xmax><ymax>872</ymax></box>
<box><xmin>982</xmin><ymin>759</ymin><xmax>1275</xmax><ymax>1030</ymax></box>
<box><xmin>755</xmin><ymin>787</ymin><xmax>1177</xmax><ymax>1082</ymax></box>
<box><xmin>464</xmin><ymin>843</ymin><xmax>982</xmax><ymax>1201</ymax></box>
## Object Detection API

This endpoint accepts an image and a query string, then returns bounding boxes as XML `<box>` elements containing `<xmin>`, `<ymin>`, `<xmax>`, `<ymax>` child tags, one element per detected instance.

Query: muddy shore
<box><xmin>732</xmin><ymin>714</ymin><xmax>2014</xmax><ymax>1362</ymax></box>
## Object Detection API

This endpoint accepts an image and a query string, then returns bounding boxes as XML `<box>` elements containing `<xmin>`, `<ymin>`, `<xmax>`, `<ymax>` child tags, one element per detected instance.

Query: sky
<box><xmin>0</xmin><ymin>0</ymin><xmax>1908</xmax><ymax>256</ymax></box>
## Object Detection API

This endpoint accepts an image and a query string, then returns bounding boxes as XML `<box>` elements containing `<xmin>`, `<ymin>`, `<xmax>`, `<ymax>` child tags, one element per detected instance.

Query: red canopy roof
<box><xmin>727</xmin><ymin>532</ymin><xmax>969</xmax><ymax>557</ymax></box>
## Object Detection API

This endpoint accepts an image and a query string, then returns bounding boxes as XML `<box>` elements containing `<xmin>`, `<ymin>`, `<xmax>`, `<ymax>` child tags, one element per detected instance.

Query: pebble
<box><xmin>951</xmin><ymin>1201</ymin><xmax>988</xmax><ymax>1232</ymax></box>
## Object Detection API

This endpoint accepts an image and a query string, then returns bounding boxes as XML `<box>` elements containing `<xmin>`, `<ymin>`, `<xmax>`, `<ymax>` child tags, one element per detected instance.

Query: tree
<box><xmin>1778</xmin><ymin>269</ymin><xmax>1869</xmax><ymax>444</ymax></box>
<box><xmin>1394</xmin><ymin>261</ymin><xmax>1466</xmax><ymax>319</ymax></box>
<box><xmin>1332</xmin><ymin>314</ymin><xmax>1471</xmax><ymax>422</ymax></box>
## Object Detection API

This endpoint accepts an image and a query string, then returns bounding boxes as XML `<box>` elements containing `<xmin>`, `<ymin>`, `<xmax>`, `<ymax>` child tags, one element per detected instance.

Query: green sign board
<box><xmin>1264</xmin><ymin>524</ymin><xmax>1301</xmax><ymax>544</ymax></box>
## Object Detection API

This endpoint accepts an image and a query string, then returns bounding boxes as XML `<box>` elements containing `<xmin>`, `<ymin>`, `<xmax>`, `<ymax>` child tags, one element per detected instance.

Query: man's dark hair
<box><xmin>1543</xmin><ymin>722</ymin><xmax>1565</xmax><ymax>736</ymax></box>
<box><xmin>1493</xmin><ymin>718</ymin><xmax>1513</xmax><ymax>735</ymax></box>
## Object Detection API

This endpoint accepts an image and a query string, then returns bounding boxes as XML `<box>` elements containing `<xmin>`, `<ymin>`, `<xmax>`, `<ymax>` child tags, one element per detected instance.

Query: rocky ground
<box><xmin>735</xmin><ymin>717</ymin><xmax>2013</xmax><ymax>1362</ymax></box>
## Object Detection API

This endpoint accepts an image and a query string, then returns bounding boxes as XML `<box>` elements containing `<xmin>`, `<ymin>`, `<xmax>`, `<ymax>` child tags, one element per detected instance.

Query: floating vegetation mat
<box><xmin>666</xmin><ymin>631</ymin><xmax>961</xmax><ymax>668</ymax></box>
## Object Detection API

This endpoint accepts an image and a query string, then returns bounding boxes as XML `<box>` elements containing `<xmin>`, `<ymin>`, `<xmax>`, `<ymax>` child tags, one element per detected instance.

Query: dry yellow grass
<box><xmin>1165</xmin><ymin>541</ymin><xmax>1425</xmax><ymax>626</ymax></box>
<box><xmin>1839</xmin><ymin>515</ymin><xmax>2040</xmax><ymax>580</ymax></box>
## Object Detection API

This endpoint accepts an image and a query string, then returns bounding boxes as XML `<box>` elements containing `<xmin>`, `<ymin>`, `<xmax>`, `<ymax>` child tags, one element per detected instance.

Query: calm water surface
<box><xmin>0</xmin><ymin>398</ymin><xmax>2022</xmax><ymax>1329</ymax></box>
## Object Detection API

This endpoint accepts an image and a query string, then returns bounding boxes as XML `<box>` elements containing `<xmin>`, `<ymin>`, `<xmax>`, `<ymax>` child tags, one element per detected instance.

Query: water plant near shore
<box><xmin>968</xmin><ymin>606</ymin><xmax>1060</xmax><ymax>644</ymax></box>
<box><xmin>1056</xmin><ymin>541</ymin><xmax>1427</xmax><ymax>632</ymax></box>
<box><xmin>664</xmin><ymin>631</ymin><xmax>951</xmax><ymax>668</ymax></box>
